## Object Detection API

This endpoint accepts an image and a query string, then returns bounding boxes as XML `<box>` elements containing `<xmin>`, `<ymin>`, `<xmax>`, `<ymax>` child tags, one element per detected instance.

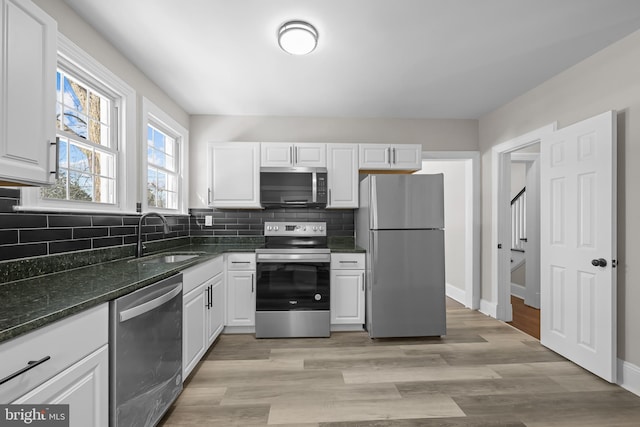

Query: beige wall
<box><xmin>189</xmin><ymin>115</ymin><xmax>478</xmax><ymax>208</ymax></box>
<box><xmin>418</xmin><ymin>161</ymin><xmax>467</xmax><ymax>293</ymax></box>
<box><xmin>33</xmin><ymin>0</ymin><xmax>189</xmax><ymax>129</ymax></box>
<box><xmin>479</xmin><ymin>29</ymin><xmax>640</xmax><ymax>365</ymax></box>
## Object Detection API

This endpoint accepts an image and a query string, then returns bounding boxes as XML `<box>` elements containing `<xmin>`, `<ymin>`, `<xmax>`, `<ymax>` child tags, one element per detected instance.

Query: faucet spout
<box><xmin>137</xmin><ymin>212</ymin><xmax>170</xmax><ymax>258</ymax></box>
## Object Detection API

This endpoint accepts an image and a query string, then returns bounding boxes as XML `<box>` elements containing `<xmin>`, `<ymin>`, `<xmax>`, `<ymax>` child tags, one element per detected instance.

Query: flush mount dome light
<box><xmin>278</xmin><ymin>20</ymin><xmax>318</xmax><ymax>55</ymax></box>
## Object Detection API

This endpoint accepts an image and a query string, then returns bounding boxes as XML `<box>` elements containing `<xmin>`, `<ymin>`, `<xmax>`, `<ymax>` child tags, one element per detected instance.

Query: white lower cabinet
<box><xmin>206</xmin><ymin>275</ymin><xmax>225</xmax><ymax>346</ymax></box>
<box><xmin>330</xmin><ymin>254</ymin><xmax>366</xmax><ymax>329</ymax></box>
<box><xmin>0</xmin><ymin>304</ymin><xmax>109</xmax><ymax>426</ymax></box>
<box><xmin>13</xmin><ymin>345</ymin><xmax>109</xmax><ymax>427</ymax></box>
<box><xmin>182</xmin><ymin>256</ymin><xmax>224</xmax><ymax>379</ymax></box>
<box><xmin>225</xmin><ymin>253</ymin><xmax>256</xmax><ymax>330</ymax></box>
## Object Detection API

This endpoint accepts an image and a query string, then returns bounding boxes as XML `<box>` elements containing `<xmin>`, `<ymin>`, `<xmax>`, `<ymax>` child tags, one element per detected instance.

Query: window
<box><xmin>147</xmin><ymin>124</ymin><xmax>178</xmax><ymax>209</ymax></box>
<box><xmin>21</xmin><ymin>34</ymin><xmax>137</xmax><ymax>213</ymax></box>
<box><xmin>41</xmin><ymin>69</ymin><xmax>117</xmax><ymax>204</ymax></box>
<box><xmin>142</xmin><ymin>97</ymin><xmax>188</xmax><ymax>214</ymax></box>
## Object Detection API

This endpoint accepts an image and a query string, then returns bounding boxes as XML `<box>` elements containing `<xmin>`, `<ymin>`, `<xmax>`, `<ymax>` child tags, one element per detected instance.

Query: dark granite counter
<box><xmin>0</xmin><ymin>239</ymin><xmax>364</xmax><ymax>344</ymax></box>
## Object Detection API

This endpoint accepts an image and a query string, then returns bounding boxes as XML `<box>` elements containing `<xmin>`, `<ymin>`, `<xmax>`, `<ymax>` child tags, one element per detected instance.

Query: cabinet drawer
<box><xmin>182</xmin><ymin>256</ymin><xmax>223</xmax><ymax>294</ymax></box>
<box><xmin>331</xmin><ymin>253</ymin><xmax>365</xmax><ymax>270</ymax></box>
<box><xmin>226</xmin><ymin>253</ymin><xmax>256</xmax><ymax>270</ymax></box>
<box><xmin>0</xmin><ymin>304</ymin><xmax>108</xmax><ymax>403</ymax></box>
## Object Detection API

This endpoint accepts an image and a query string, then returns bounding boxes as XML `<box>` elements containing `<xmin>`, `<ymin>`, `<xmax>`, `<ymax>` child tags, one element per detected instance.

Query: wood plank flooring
<box><xmin>159</xmin><ymin>299</ymin><xmax>640</xmax><ymax>426</ymax></box>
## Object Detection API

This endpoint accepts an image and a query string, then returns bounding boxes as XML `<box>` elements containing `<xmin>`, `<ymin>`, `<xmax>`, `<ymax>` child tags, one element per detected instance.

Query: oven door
<box><xmin>256</xmin><ymin>253</ymin><xmax>330</xmax><ymax>311</ymax></box>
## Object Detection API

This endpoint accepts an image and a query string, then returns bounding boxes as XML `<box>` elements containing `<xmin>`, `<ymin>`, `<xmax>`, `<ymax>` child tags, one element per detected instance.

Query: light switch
<box><xmin>204</xmin><ymin>215</ymin><xmax>213</xmax><ymax>226</ymax></box>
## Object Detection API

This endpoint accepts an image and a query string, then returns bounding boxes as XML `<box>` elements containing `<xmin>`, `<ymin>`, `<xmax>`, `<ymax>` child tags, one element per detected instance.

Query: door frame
<box><xmin>492</xmin><ymin>124</ymin><xmax>556</xmax><ymax>321</ymax></box>
<box><xmin>422</xmin><ymin>151</ymin><xmax>481</xmax><ymax>310</ymax></box>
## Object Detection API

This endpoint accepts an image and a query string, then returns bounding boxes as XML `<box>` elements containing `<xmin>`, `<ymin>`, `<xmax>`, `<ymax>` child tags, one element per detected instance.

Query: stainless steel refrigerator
<box><xmin>356</xmin><ymin>174</ymin><xmax>446</xmax><ymax>338</ymax></box>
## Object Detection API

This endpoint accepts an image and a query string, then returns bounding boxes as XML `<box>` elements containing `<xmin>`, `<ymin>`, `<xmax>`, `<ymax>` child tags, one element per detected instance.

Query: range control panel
<box><xmin>264</xmin><ymin>221</ymin><xmax>326</xmax><ymax>236</ymax></box>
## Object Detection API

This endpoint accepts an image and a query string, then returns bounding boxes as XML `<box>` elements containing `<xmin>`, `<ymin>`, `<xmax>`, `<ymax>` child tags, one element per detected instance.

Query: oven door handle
<box><xmin>256</xmin><ymin>253</ymin><xmax>331</xmax><ymax>263</ymax></box>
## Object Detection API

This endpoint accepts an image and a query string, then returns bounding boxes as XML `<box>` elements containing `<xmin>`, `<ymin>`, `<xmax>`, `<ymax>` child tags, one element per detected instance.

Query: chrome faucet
<box><xmin>136</xmin><ymin>212</ymin><xmax>171</xmax><ymax>258</ymax></box>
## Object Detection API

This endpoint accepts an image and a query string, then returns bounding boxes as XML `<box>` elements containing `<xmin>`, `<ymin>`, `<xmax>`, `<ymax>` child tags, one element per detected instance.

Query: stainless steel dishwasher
<box><xmin>110</xmin><ymin>273</ymin><xmax>183</xmax><ymax>427</ymax></box>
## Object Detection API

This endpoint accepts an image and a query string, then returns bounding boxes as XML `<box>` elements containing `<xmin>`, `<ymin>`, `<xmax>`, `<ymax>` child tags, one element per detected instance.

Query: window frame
<box><xmin>20</xmin><ymin>33</ymin><xmax>137</xmax><ymax>213</ymax></box>
<box><xmin>141</xmin><ymin>97</ymin><xmax>189</xmax><ymax>215</ymax></box>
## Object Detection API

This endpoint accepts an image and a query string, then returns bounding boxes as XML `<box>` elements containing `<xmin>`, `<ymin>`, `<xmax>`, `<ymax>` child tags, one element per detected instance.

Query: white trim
<box><xmin>445</xmin><ymin>283</ymin><xmax>466</xmax><ymax>306</ymax></box>
<box><xmin>141</xmin><ymin>97</ymin><xmax>189</xmax><ymax>215</ymax></box>
<box><xmin>510</xmin><ymin>283</ymin><xmax>526</xmax><ymax>300</ymax></box>
<box><xmin>511</xmin><ymin>152</ymin><xmax>539</xmax><ymax>163</ymax></box>
<box><xmin>422</xmin><ymin>151</ymin><xmax>481</xmax><ymax>310</ymax></box>
<box><xmin>618</xmin><ymin>359</ymin><xmax>640</xmax><ymax>397</ymax></box>
<box><xmin>479</xmin><ymin>299</ymin><xmax>497</xmax><ymax>318</ymax></box>
<box><xmin>21</xmin><ymin>33</ymin><xmax>137</xmax><ymax>213</ymax></box>
<box><xmin>491</xmin><ymin>123</ymin><xmax>556</xmax><ymax>321</ymax></box>
<box><xmin>330</xmin><ymin>325</ymin><xmax>364</xmax><ymax>332</ymax></box>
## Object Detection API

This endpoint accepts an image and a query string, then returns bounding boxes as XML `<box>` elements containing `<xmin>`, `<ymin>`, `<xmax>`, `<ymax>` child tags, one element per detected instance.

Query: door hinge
<box><xmin>612</xmin><ymin>259</ymin><xmax>618</xmax><ymax>268</ymax></box>
<box><xmin>498</xmin><ymin>243</ymin><xmax>502</xmax><ymax>249</ymax></box>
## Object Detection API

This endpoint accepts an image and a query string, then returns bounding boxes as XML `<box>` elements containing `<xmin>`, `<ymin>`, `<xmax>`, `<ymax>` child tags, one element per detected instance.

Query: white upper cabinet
<box><xmin>0</xmin><ymin>0</ymin><xmax>57</xmax><ymax>186</ymax></box>
<box><xmin>326</xmin><ymin>143</ymin><xmax>358</xmax><ymax>208</ymax></box>
<box><xmin>261</xmin><ymin>142</ymin><xmax>326</xmax><ymax>167</ymax></box>
<box><xmin>359</xmin><ymin>144</ymin><xmax>422</xmax><ymax>171</ymax></box>
<box><xmin>209</xmin><ymin>142</ymin><xmax>261</xmax><ymax>208</ymax></box>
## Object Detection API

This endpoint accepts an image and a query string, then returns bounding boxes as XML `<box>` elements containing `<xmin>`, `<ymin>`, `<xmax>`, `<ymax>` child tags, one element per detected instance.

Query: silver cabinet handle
<box><xmin>362</xmin><ymin>272</ymin><xmax>365</xmax><ymax>291</ymax></box>
<box><xmin>208</xmin><ymin>188</ymin><xmax>211</xmax><ymax>205</ymax></box>
<box><xmin>385</xmin><ymin>147</ymin><xmax>390</xmax><ymax>164</ymax></box>
<box><xmin>340</xmin><ymin>260</ymin><xmax>358</xmax><ymax>264</ymax></box>
<box><xmin>119</xmin><ymin>283</ymin><xmax>182</xmax><ymax>322</ymax></box>
<box><xmin>251</xmin><ymin>273</ymin><xmax>254</xmax><ymax>293</ymax></box>
<box><xmin>0</xmin><ymin>356</ymin><xmax>51</xmax><ymax>386</ymax></box>
<box><xmin>295</xmin><ymin>146</ymin><xmax>298</xmax><ymax>164</ymax></box>
<box><xmin>290</xmin><ymin>146</ymin><xmax>294</xmax><ymax>165</ymax></box>
<box><xmin>50</xmin><ymin>137</ymin><xmax>59</xmax><ymax>179</ymax></box>
<box><xmin>392</xmin><ymin>147</ymin><xmax>397</xmax><ymax>164</ymax></box>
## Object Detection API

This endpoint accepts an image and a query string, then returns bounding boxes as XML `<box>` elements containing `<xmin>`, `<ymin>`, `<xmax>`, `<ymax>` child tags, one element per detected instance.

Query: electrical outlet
<box><xmin>204</xmin><ymin>215</ymin><xmax>213</xmax><ymax>226</ymax></box>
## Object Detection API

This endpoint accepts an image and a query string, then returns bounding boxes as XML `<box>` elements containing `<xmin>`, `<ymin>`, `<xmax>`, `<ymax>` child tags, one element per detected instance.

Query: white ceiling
<box><xmin>63</xmin><ymin>0</ymin><xmax>640</xmax><ymax>119</ymax></box>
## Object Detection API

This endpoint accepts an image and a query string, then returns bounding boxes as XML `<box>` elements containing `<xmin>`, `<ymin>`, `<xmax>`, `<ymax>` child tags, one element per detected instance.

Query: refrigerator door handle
<box><xmin>370</xmin><ymin>176</ymin><xmax>378</xmax><ymax>229</ymax></box>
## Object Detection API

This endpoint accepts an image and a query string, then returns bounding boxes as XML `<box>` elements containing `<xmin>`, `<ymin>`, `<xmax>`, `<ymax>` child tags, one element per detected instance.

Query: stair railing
<box><xmin>511</xmin><ymin>187</ymin><xmax>526</xmax><ymax>252</ymax></box>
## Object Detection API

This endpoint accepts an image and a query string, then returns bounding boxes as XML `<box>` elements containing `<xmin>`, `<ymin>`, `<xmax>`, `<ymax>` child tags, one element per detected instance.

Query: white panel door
<box><xmin>540</xmin><ymin>110</ymin><xmax>616</xmax><ymax>382</ymax></box>
<box><xmin>327</xmin><ymin>143</ymin><xmax>358</xmax><ymax>208</ymax></box>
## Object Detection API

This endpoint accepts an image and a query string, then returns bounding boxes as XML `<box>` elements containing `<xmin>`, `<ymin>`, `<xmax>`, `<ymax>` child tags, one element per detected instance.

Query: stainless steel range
<box><xmin>255</xmin><ymin>221</ymin><xmax>330</xmax><ymax>338</ymax></box>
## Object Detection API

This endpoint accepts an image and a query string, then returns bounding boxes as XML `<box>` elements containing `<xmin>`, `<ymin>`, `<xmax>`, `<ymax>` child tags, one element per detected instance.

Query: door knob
<box><xmin>591</xmin><ymin>258</ymin><xmax>607</xmax><ymax>267</ymax></box>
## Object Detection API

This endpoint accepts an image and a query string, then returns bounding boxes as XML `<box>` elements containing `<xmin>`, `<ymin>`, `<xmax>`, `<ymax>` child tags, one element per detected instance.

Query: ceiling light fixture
<box><xmin>278</xmin><ymin>20</ymin><xmax>318</xmax><ymax>55</ymax></box>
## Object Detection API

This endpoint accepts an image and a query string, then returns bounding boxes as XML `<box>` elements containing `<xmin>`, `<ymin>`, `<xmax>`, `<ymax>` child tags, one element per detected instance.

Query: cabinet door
<box><xmin>295</xmin><ymin>143</ymin><xmax>326</xmax><ymax>167</ymax></box>
<box><xmin>226</xmin><ymin>271</ymin><xmax>255</xmax><ymax>327</ymax></box>
<box><xmin>13</xmin><ymin>345</ymin><xmax>109</xmax><ymax>427</ymax></box>
<box><xmin>206</xmin><ymin>274</ymin><xmax>225</xmax><ymax>347</ymax></box>
<box><xmin>359</xmin><ymin>144</ymin><xmax>391</xmax><ymax>169</ymax></box>
<box><xmin>330</xmin><ymin>270</ymin><xmax>365</xmax><ymax>325</ymax></box>
<box><xmin>261</xmin><ymin>142</ymin><xmax>292</xmax><ymax>167</ymax></box>
<box><xmin>209</xmin><ymin>142</ymin><xmax>261</xmax><ymax>208</ymax></box>
<box><xmin>0</xmin><ymin>0</ymin><xmax>57</xmax><ymax>185</ymax></box>
<box><xmin>183</xmin><ymin>284</ymin><xmax>206</xmax><ymax>379</ymax></box>
<box><xmin>390</xmin><ymin>144</ymin><xmax>422</xmax><ymax>170</ymax></box>
<box><xmin>327</xmin><ymin>144</ymin><xmax>358</xmax><ymax>208</ymax></box>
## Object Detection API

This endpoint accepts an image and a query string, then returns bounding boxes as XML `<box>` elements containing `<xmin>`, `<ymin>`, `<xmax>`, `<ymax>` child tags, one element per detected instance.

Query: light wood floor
<box><xmin>159</xmin><ymin>299</ymin><xmax>640</xmax><ymax>426</ymax></box>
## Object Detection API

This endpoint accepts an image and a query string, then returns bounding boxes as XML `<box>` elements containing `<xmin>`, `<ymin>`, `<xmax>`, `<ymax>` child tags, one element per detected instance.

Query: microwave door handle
<box><xmin>312</xmin><ymin>171</ymin><xmax>317</xmax><ymax>203</ymax></box>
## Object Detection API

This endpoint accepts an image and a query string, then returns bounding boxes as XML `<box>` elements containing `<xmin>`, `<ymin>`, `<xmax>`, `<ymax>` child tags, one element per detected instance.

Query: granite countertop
<box><xmin>0</xmin><ymin>240</ymin><xmax>364</xmax><ymax>345</ymax></box>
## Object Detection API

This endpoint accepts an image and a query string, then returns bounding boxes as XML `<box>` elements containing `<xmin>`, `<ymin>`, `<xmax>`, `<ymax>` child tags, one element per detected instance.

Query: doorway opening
<box><xmin>491</xmin><ymin>124</ymin><xmax>556</xmax><ymax>323</ymax></box>
<box><xmin>420</xmin><ymin>151</ymin><xmax>480</xmax><ymax>310</ymax></box>
<box><xmin>507</xmin><ymin>147</ymin><xmax>540</xmax><ymax>339</ymax></box>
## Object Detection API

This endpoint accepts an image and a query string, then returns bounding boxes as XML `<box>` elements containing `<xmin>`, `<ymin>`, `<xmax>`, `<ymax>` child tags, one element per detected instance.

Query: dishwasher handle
<box><xmin>119</xmin><ymin>282</ymin><xmax>182</xmax><ymax>322</ymax></box>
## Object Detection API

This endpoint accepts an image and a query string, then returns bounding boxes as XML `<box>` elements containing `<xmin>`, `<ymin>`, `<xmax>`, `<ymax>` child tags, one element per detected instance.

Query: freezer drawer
<box><xmin>367</xmin><ymin>229</ymin><xmax>446</xmax><ymax>338</ymax></box>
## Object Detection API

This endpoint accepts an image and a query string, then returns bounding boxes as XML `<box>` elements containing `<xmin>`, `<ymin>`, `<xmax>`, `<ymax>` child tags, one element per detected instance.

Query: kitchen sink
<box><xmin>130</xmin><ymin>253</ymin><xmax>203</xmax><ymax>264</ymax></box>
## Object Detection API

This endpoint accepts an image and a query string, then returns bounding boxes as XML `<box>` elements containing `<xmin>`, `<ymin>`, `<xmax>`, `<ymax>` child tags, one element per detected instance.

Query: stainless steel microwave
<box><xmin>260</xmin><ymin>167</ymin><xmax>328</xmax><ymax>208</ymax></box>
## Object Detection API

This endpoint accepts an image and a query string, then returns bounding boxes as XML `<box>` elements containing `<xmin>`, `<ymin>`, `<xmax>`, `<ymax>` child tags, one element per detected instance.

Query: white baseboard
<box><xmin>618</xmin><ymin>358</ymin><xmax>640</xmax><ymax>397</ymax></box>
<box><xmin>331</xmin><ymin>324</ymin><xmax>364</xmax><ymax>332</ymax></box>
<box><xmin>479</xmin><ymin>299</ymin><xmax>497</xmax><ymax>318</ymax></box>
<box><xmin>510</xmin><ymin>283</ymin><xmax>526</xmax><ymax>300</ymax></box>
<box><xmin>222</xmin><ymin>326</ymin><xmax>255</xmax><ymax>334</ymax></box>
<box><xmin>445</xmin><ymin>283</ymin><xmax>466</xmax><ymax>306</ymax></box>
